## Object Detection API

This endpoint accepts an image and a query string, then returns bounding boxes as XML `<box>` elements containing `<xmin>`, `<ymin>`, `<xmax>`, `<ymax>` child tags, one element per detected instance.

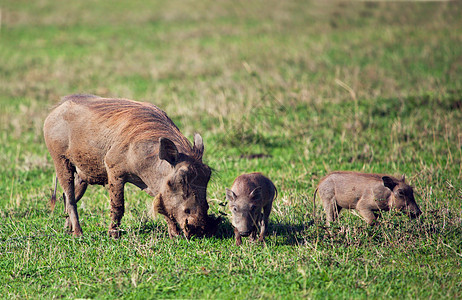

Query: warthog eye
<box><xmin>167</xmin><ymin>180</ymin><xmax>176</xmax><ymax>190</ymax></box>
<box><xmin>396</xmin><ymin>190</ymin><xmax>405</xmax><ymax>197</ymax></box>
<box><xmin>232</xmin><ymin>206</ymin><xmax>238</xmax><ymax>213</ymax></box>
<box><xmin>184</xmin><ymin>208</ymin><xmax>191</xmax><ymax>214</ymax></box>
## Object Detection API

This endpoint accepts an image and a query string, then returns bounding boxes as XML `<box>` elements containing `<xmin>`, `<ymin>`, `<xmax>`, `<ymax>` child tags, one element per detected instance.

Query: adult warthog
<box><xmin>44</xmin><ymin>94</ymin><xmax>213</xmax><ymax>238</ymax></box>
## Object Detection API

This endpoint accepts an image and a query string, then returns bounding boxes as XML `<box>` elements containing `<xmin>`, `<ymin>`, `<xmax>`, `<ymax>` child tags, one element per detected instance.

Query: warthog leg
<box><xmin>248</xmin><ymin>212</ymin><xmax>261</xmax><ymax>243</ymax></box>
<box><xmin>356</xmin><ymin>202</ymin><xmax>377</xmax><ymax>225</ymax></box>
<box><xmin>165</xmin><ymin>215</ymin><xmax>181</xmax><ymax>238</ymax></box>
<box><xmin>74</xmin><ymin>173</ymin><xmax>88</xmax><ymax>203</ymax></box>
<box><xmin>54</xmin><ymin>157</ymin><xmax>83</xmax><ymax>236</ymax></box>
<box><xmin>259</xmin><ymin>202</ymin><xmax>273</xmax><ymax>242</ymax></box>
<box><xmin>234</xmin><ymin>227</ymin><xmax>242</xmax><ymax>246</ymax></box>
<box><xmin>63</xmin><ymin>173</ymin><xmax>88</xmax><ymax>231</ymax></box>
<box><xmin>322</xmin><ymin>194</ymin><xmax>342</xmax><ymax>226</ymax></box>
<box><xmin>107</xmin><ymin>174</ymin><xmax>125</xmax><ymax>238</ymax></box>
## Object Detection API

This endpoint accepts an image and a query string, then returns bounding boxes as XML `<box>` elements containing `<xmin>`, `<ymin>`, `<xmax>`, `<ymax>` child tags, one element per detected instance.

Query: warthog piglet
<box><xmin>226</xmin><ymin>173</ymin><xmax>277</xmax><ymax>246</ymax></box>
<box><xmin>314</xmin><ymin>171</ymin><xmax>421</xmax><ymax>225</ymax></box>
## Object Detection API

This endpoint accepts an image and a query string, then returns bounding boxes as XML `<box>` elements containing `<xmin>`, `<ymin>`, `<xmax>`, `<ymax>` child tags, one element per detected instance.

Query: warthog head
<box><xmin>154</xmin><ymin>135</ymin><xmax>212</xmax><ymax>238</ymax></box>
<box><xmin>226</xmin><ymin>187</ymin><xmax>262</xmax><ymax>237</ymax></box>
<box><xmin>382</xmin><ymin>175</ymin><xmax>422</xmax><ymax>219</ymax></box>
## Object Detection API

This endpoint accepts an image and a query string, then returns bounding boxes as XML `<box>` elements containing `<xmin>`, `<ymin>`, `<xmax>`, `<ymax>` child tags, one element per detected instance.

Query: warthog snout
<box><xmin>407</xmin><ymin>206</ymin><xmax>422</xmax><ymax>219</ymax></box>
<box><xmin>181</xmin><ymin>214</ymin><xmax>210</xmax><ymax>238</ymax></box>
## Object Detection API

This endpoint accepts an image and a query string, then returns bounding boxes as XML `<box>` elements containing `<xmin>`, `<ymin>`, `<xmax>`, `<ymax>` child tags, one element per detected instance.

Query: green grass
<box><xmin>1</xmin><ymin>0</ymin><xmax>461</xmax><ymax>298</ymax></box>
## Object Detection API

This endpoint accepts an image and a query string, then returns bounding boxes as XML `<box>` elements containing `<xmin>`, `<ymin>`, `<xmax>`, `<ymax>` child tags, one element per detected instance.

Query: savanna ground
<box><xmin>1</xmin><ymin>0</ymin><xmax>461</xmax><ymax>298</ymax></box>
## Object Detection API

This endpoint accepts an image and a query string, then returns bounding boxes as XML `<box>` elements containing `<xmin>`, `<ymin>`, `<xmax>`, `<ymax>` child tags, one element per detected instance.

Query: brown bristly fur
<box><xmin>62</xmin><ymin>94</ymin><xmax>203</xmax><ymax>161</ymax></box>
<box><xmin>319</xmin><ymin>171</ymin><xmax>400</xmax><ymax>185</ymax></box>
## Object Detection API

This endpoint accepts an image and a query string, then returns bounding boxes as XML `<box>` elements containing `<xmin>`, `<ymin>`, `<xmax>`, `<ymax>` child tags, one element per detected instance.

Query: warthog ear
<box><xmin>226</xmin><ymin>188</ymin><xmax>237</xmax><ymax>202</ymax></box>
<box><xmin>159</xmin><ymin>137</ymin><xmax>179</xmax><ymax>166</ymax></box>
<box><xmin>250</xmin><ymin>186</ymin><xmax>262</xmax><ymax>201</ymax></box>
<box><xmin>193</xmin><ymin>133</ymin><xmax>204</xmax><ymax>155</ymax></box>
<box><xmin>382</xmin><ymin>176</ymin><xmax>398</xmax><ymax>191</ymax></box>
<box><xmin>401</xmin><ymin>174</ymin><xmax>406</xmax><ymax>183</ymax></box>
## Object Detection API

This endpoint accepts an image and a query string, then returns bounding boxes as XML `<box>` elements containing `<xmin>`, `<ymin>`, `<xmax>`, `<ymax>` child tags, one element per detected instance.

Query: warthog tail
<box><xmin>312</xmin><ymin>188</ymin><xmax>318</xmax><ymax>220</ymax></box>
<box><xmin>272</xmin><ymin>181</ymin><xmax>278</xmax><ymax>201</ymax></box>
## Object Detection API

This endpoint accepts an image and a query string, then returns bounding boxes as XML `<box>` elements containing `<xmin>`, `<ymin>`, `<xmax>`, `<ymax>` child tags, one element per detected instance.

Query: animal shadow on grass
<box><xmin>133</xmin><ymin>221</ymin><xmax>171</xmax><ymax>237</ymax></box>
<box><xmin>270</xmin><ymin>221</ymin><xmax>314</xmax><ymax>245</ymax></box>
<box><xmin>133</xmin><ymin>214</ymin><xmax>225</xmax><ymax>239</ymax></box>
<box><xmin>212</xmin><ymin>217</ymin><xmax>314</xmax><ymax>246</ymax></box>
<box><xmin>132</xmin><ymin>214</ymin><xmax>316</xmax><ymax>245</ymax></box>
<box><xmin>211</xmin><ymin>217</ymin><xmax>234</xmax><ymax>240</ymax></box>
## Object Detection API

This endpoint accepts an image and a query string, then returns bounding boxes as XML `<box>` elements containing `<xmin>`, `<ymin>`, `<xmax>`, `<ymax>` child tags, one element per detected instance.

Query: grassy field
<box><xmin>1</xmin><ymin>0</ymin><xmax>461</xmax><ymax>298</ymax></box>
